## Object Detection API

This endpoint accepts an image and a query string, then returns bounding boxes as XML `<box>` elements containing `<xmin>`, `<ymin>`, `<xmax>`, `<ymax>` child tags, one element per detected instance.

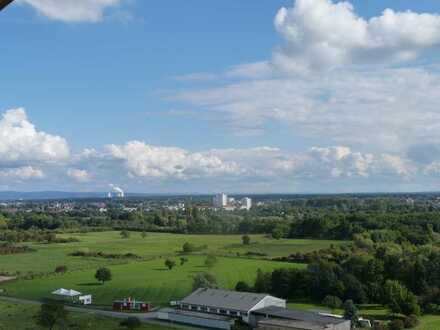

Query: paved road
<box><xmin>0</xmin><ymin>296</ymin><xmax>199</xmax><ymax>329</ymax></box>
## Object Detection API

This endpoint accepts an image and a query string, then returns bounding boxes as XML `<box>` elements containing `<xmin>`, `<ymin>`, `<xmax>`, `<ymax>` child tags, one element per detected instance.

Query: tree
<box><xmin>182</xmin><ymin>242</ymin><xmax>195</xmax><ymax>253</ymax></box>
<box><xmin>193</xmin><ymin>273</ymin><xmax>217</xmax><ymax>290</ymax></box>
<box><xmin>403</xmin><ymin>315</ymin><xmax>419</xmax><ymax>329</ymax></box>
<box><xmin>165</xmin><ymin>259</ymin><xmax>176</xmax><ymax>270</ymax></box>
<box><xmin>141</xmin><ymin>231</ymin><xmax>147</xmax><ymax>238</ymax></box>
<box><xmin>36</xmin><ymin>302</ymin><xmax>68</xmax><ymax>330</ymax></box>
<box><xmin>120</xmin><ymin>317</ymin><xmax>142</xmax><ymax>330</ymax></box>
<box><xmin>235</xmin><ymin>281</ymin><xmax>252</xmax><ymax>292</ymax></box>
<box><xmin>180</xmin><ymin>257</ymin><xmax>188</xmax><ymax>266</ymax></box>
<box><xmin>120</xmin><ymin>230</ymin><xmax>130</xmax><ymax>239</ymax></box>
<box><xmin>343</xmin><ymin>300</ymin><xmax>358</xmax><ymax>329</ymax></box>
<box><xmin>242</xmin><ymin>235</ymin><xmax>251</xmax><ymax>245</ymax></box>
<box><xmin>95</xmin><ymin>267</ymin><xmax>112</xmax><ymax>284</ymax></box>
<box><xmin>204</xmin><ymin>255</ymin><xmax>218</xmax><ymax>268</ymax></box>
<box><xmin>254</xmin><ymin>269</ymin><xmax>271</xmax><ymax>293</ymax></box>
<box><xmin>383</xmin><ymin>280</ymin><xmax>421</xmax><ymax>316</ymax></box>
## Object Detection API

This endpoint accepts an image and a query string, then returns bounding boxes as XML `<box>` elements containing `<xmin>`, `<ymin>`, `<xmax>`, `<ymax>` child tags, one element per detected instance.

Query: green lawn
<box><xmin>2</xmin><ymin>255</ymin><xmax>305</xmax><ymax>306</ymax></box>
<box><xmin>288</xmin><ymin>301</ymin><xmax>440</xmax><ymax>329</ymax></box>
<box><xmin>0</xmin><ymin>231</ymin><xmax>346</xmax><ymax>275</ymax></box>
<box><xmin>0</xmin><ymin>301</ymin><xmax>174</xmax><ymax>330</ymax></box>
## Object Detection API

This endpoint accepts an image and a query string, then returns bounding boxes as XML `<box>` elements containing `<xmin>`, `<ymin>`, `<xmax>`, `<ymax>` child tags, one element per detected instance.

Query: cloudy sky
<box><xmin>2</xmin><ymin>0</ymin><xmax>440</xmax><ymax>193</ymax></box>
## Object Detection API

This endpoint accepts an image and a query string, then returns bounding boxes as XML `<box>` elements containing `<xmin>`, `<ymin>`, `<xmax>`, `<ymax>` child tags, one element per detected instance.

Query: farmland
<box><xmin>0</xmin><ymin>231</ymin><xmax>344</xmax><ymax>274</ymax></box>
<box><xmin>0</xmin><ymin>231</ymin><xmax>332</xmax><ymax>305</ymax></box>
<box><xmin>2</xmin><ymin>255</ymin><xmax>305</xmax><ymax>305</ymax></box>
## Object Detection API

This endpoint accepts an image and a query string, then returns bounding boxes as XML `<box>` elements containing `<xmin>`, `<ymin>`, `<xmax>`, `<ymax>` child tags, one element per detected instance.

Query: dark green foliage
<box><xmin>95</xmin><ymin>267</ymin><xmax>112</xmax><ymax>284</ymax></box>
<box><xmin>165</xmin><ymin>259</ymin><xmax>176</xmax><ymax>270</ymax></box>
<box><xmin>235</xmin><ymin>281</ymin><xmax>252</xmax><ymax>292</ymax></box>
<box><xmin>322</xmin><ymin>295</ymin><xmax>342</xmax><ymax>309</ymax></box>
<box><xmin>403</xmin><ymin>315</ymin><xmax>419</xmax><ymax>328</ymax></box>
<box><xmin>388</xmin><ymin>319</ymin><xmax>404</xmax><ymax>330</ymax></box>
<box><xmin>180</xmin><ymin>257</ymin><xmax>188</xmax><ymax>265</ymax></box>
<box><xmin>120</xmin><ymin>317</ymin><xmax>141</xmax><ymax>329</ymax></box>
<box><xmin>54</xmin><ymin>265</ymin><xmax>67</xmax><ymax>274</ymax></box>
<box><xmin>120</xmin><ymin>230</ymin><xmax>130</xmax><ymax>239</ymax></box>
<box><xmin>204</xmin><ymin>255</ymin><xmax>218</xmax><ymax>268</ymax></box>
<box><xmin>192</xmin><ymin>273</ymin><xmax>217</xmax><ymax>290</ymax></box>
<box><xmin>36</xmin><ymin>302</ymin><xmax>68</xmax><ymax>330</ymax></box>
<box><xmin>242</xmin><ymin>235</ymin><xmax>251</xmax><ymax>245</ymax></box>
<box><xmin>343</xmin><ymin>300</ymin><xmax>358</xmax><ymax>328</ymax></box>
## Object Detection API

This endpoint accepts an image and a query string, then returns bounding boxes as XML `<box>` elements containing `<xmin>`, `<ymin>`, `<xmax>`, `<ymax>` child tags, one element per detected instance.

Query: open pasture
<box><xmin>2</xmin><ymin>255</ymin><xmax>305</xmax><ymax>306</ymax></box>
<box><xmin>0</xmin><ymin>231</ymin><xmax>346</xmax><ymax>274</ymax></box>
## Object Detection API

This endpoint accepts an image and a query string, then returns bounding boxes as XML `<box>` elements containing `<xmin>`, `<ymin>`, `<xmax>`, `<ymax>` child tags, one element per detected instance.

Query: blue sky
<box><xmin>1</xmin><ymin>0</ymin><xmax>440</xmax><ymax>193</ymax></box>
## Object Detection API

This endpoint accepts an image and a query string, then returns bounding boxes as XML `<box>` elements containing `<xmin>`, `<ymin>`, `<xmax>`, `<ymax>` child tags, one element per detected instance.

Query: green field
<box><xmin>0</xmin><ymin>231</ymin><xmax>345</xmax><ymax>274</ymax></box>
<box><xmin>288</xmin><ymin>301</ymin><xmax>440</xmax><ymax>330</ymax></box>
<box><xmin>0</xmin><ymin>301</ymin><xmax>173</xmax><ymax>330</ymax></box>
<box><xmin>2</xmin><ymin>255</ymin><xmax>305</xmax><ymax>305</ymax></box>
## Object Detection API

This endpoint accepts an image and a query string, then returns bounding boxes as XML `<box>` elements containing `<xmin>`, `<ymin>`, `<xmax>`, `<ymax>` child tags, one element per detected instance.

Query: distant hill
<box><xmin>0</xmin><ymin>191</ymin><xmax>106</xmax><ymax>201</ymax></box>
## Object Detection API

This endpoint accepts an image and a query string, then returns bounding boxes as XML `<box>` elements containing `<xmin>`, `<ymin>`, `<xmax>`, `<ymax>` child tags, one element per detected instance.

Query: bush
<box><xmin>235</xmin><ymin>281</ymin><xmax>252</xmax><ymax>292</ymax></box>
<box><xmin>388</xmin><ymin>319</ymin><xmax>404</xmax><ymax>330</ymax></box>
<box><xmin>120</xmin><ymin>317</ymin><xmax>141</xmax><ymax>329</ymax></box>
<box><xmin>403</xmin><ymin>315</ymin><xmax>419</xmax><ymax>329</ymax></box>
<box><xmin>322</xmin><ymin>295</ymin><xmax>342</xmax><ymax>309</ymax></box>
<box><xmin>54</xmin><ymin>265</ymin><xmax>67</xmax><ymax>274</ymax></box>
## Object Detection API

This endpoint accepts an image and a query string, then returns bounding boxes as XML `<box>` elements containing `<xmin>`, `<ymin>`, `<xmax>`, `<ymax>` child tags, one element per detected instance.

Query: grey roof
<box><xmin>181</xmin><ymin>288</ymin><xmax>273</xmax><ymax>312</ymax></box>
<box><xmin>252</xmin><ymin>306</ymin><xmax>348</xmax><ymax>326</ymax></box>
<box><xmin>258</xmin><ymin>319</ymin><xmax>329</xmax><ymax>330</ymax></box>
<box><xmin>160</xmin><ymin>308</ymin><xmax>233</xmax><ymax>322</ymax></box>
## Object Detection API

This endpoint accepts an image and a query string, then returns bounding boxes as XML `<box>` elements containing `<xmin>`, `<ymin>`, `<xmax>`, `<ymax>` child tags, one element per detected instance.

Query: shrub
<box><xmin>322</xmin><ymin>295</ymin><xmax>342</xmax><ymax>309</ymax></box>
<box><xmin>388</xmin><ymin>319</ymin><xmax>404</xmax><ymax>330</ymax></box>
<box><xmin>120</xmin><ymin>317</ymin><xmax>141</xmax><ymax>329</ymax></box>
<box><xmin>403</xmin><ymin>315</ymin><xmax>419</xmax><ymax>329</ymax></box>
<box><xmin>54</xmin><ymin>265</ymin><xmax>67</xmax><ymax>274</ymax></box>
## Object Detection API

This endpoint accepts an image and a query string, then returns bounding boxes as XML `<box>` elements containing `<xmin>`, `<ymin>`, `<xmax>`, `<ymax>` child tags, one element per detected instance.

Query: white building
<box><xmin>213</xmin><ymin>193</ymin><xmax>228</xmax><ymax>208</ymax></box>
<box><xmin>178</xmin><ymin>288</ymin><xmax>286</xmax><ymax>323</ymax></box>
<box><xmin>241</xmin><ymin>197</ymin><xmax>252</xmax><ymax>210</ymax></box>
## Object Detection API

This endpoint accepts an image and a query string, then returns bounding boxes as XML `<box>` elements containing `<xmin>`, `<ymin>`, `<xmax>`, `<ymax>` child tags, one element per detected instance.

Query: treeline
<box><xmin>238</xmin><ymin>240</ymin><xmax>440</xmax><ymax>318</ymax></box>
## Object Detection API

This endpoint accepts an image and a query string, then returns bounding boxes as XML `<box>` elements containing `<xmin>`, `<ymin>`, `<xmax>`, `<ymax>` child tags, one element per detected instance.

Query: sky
<box><xmin>2</xmin><ymin>0</ymin><xmax>440</xmax><ymax>193</ymax></box>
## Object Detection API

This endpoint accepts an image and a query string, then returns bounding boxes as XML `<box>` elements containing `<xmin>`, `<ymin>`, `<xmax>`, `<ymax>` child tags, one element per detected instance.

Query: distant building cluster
<box><xmin>213</xmin><ymin>193</ymin><xmax>252</xmax><ymax>211</ymax></box>
<box><xmin>107</xmin><ymin>185</ymin><xmax>125</xmax><ymax>199</ymax></box>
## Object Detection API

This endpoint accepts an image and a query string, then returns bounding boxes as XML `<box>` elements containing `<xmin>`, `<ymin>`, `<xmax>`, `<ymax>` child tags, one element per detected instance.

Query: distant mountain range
<box><xmin>0</xmin><ymin>191</ymin><xmax>108</xmax><ymax>200</ymax></box>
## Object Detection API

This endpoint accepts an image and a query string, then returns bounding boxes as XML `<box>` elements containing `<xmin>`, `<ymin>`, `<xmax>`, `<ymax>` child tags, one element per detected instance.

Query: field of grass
<box><xmin>2</xmin><ymin>255</ymin><xmax>305</xmax><ymax>305</ymax></box>
<box><xmin>0</xmin><ymin>301</ymin><xmax>174</xmax><ymax>330</ymax></box>
<box><xmin>288</xmin><ymin>301</ymin><xmax>440</xmax><ymax>329</ymax></box>
<box><xmin>0</xmin><ymin>231</ymin><xmax>346</xmax><ymax>274</ymax></box>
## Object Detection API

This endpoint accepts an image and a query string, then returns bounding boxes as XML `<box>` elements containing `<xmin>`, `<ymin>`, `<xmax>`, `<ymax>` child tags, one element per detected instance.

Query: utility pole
<box><xmin>0</xmin><ymin>0</ymin><xmax>15</xmax><ymax>11</ymax></box>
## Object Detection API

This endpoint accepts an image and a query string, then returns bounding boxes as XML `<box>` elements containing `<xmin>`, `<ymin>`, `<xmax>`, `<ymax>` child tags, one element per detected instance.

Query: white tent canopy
<box><xmin>52</xmin><ymin>288</ymin><xmax>81</xmax><ymax>297</ymax></box>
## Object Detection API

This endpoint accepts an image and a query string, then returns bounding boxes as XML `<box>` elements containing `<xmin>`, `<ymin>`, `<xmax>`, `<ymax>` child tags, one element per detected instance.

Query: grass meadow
<box><xmin>0</xmin><ymin>231</ymin><xmax>345</xmax><ymax>274</ymax></box>
<box><xmin>0</xmin><ymin>301</ymin><xmax>174</xmax><ymax>330</ymax></box>
<box><xmin>2</xmin><ymin>255</ymin><xmax>305</xmax><ymax>305</ymax></box>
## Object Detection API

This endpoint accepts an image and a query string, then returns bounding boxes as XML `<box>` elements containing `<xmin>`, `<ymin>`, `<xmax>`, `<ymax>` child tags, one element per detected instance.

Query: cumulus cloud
<box><xmin>273</xmin><ymin>0</ymin><xmax>440</xmax><ymax>72</ymax></box>
<box><xmin>19</xmin><ymin>0</ymin><xmax>124</xmax><ymax>23</ymax></box>
<box><xmin>67</xmin><ymin>168</ymin><xmax>92</xmax><ymax>183</ymax></box>
<box><xmin>0</xmin><ymin>108</ymin><xmax>70</xmax><ymax>165</ymax></box>
<box><xmin>0</xmin><ymin>166</ymin><xmax>44</xmax><ymax>181</ymax></box>
<box><xmin>105</xmin><ymin>141</ymin><xmax>242</xmax><ymax>180</ymax></box>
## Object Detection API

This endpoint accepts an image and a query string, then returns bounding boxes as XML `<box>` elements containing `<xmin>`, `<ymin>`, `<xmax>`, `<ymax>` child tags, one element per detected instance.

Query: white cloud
<box><xmin>0</xmin><ymin>108</ymin><xmax>70</xmax><ymax>166</ymax></box>
<box><xmin>105</xmin><ymin>140</ymin><xmax>242</xmax><ymax>180</ymax></box>
<box><xmin>19</xmin><ymin>0</ymin><xmax>124</xmax><ymax>23</ymax></box>
<box><xmin>0</xmin><ymin>166</ymin><xmax>44</xmax><ymax>181</ymax></box>
<box><xmin>67</xmin><ymin>168</ymin><xmax>92</xmax><ymax>183</ymax></box>
<box><xmin>273</xmin><ymin>0</ymin><xmax>440</xmax><ymax>72</ymax></box>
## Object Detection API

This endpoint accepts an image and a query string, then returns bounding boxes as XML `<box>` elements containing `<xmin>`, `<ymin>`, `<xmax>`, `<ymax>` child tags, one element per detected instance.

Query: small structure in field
<box><xmin>51</xmin><ymin>288</ymin><xmax>92</xmax><ymax>305</ymax></box>
<box><xmin>113</xmin><ymin>297</ymin><xmax>152</xmax><ymax>312</ymax></box>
